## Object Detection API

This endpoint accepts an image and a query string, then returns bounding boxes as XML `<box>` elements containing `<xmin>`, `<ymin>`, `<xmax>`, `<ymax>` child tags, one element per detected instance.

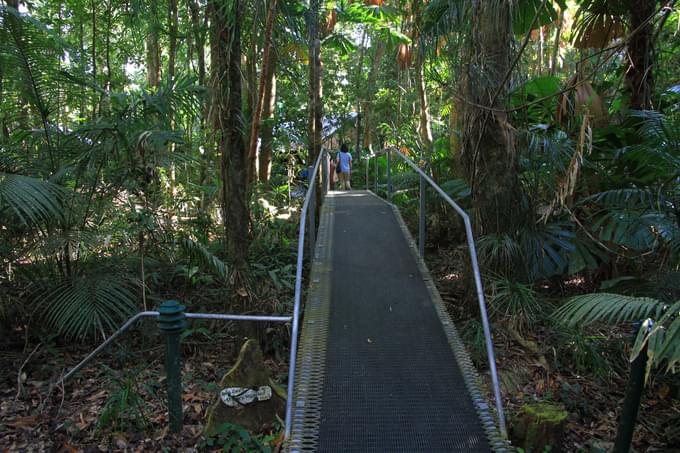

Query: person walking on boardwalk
<box><xmin>336</xmin><ymin>143</ymin><xmax>352</xmax><ymax>190</ymax></box>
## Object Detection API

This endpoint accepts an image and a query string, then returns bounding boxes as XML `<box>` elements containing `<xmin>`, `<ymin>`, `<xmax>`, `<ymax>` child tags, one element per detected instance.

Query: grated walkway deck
<box><xmin>286</xmin><ymin>191</ymin><xmax>505</xmax><ymax>452</ymax></box>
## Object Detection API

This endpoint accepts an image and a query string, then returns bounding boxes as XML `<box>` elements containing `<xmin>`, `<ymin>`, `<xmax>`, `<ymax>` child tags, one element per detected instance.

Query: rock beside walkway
<box><xmin>204</xmin><ymin>340</ymin><xmax>286</xmax><ymax>436</ymax></box>
<box><xmin>511</xmin><ymin>402</ymin><xmax>568</xmax><ymax>453</ymax></box>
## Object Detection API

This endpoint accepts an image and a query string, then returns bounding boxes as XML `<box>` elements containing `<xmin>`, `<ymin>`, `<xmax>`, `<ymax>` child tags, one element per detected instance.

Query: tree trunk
<box><xmin>550</xmin><ymin>9</ymin><xmax>564</xmax><ymax>76</ymax></box>
<box><xmin>168</xmin><ymin>0</ymin><xmax>178</xmax><ymax>83</ymax></box>
<box><xmin>247</xmin><ymin>0</ymin><xmax>278</xmax><ymax>183</ymax></box>
<box><xmin>258</xmin><ymin>51</ymin><xmax>277</xmax><ymax>184</ymax></box>
<box><xmin>188</xmin><ymin>0</ymin><xmax>206</xmax><ymax>88</ymax></box>
<box><xmin>627</xmin><ymin>0</ymin><xmax>655</xmax><ymax>110</ymax></box>
<box><xmin>354</xmin><ymin>28</ymin><xmax>368</xmax><ymax>158</ymax></box>
<box><xmin>460</xmin><ymin>0</ymin><xmax>520</xmax><ymax>236</ymax></box>
<box><xmin>146</xmin><ymin>0</ymin><xmax>161</xmax><ymax>88</ymax></box>
<box><xmin>362</xmin><ymin>39</ymin><xmax>385</xmax><ymax>152</ymax></box>
<box><xmin>211</xmin><ymin>0</ymin><xmax>249</xmax><ymax>271</ymax></box>
<box><xmin>308</xmin><ymin>0</ymin><xmax>322</xmax><ymax>167</ymax></box>
<box><xmin>415</xmin><ymin>39</ymin><xmax>433</xmax><ymax>149</ymax></box>
<box><xmin>91</xmin><ymin>0</ymin><xmax>97</xmax><ymax>116</ymax></box>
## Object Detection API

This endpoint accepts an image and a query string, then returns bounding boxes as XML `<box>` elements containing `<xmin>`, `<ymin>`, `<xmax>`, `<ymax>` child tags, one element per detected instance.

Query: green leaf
<box><xmin>513</xmin><ymin>0</ymin><xmax>564</xmax><ymax>35</ymax></box>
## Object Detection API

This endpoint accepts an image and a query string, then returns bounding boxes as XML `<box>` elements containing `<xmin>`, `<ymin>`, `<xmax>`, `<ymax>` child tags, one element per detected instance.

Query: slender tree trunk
<box><xmin>247</xmin><ymin>0</ymin><xmax>278</xmax><ymax>183</ymax></box>
<box><xmin>550</xmin><ymin>9</ymin><xmax>564</xmax><ymax>76</ymax></box>
<box><xmin>362</xmin><ymin>39</ymin><xmax>385</xmax><ymax>152</ymax></box>
<box><xmin>415</xmin><ymin>39</ymin><xmax>433</xmax><ymax>149</ymax></box>
<box><xmin>211</xmin><ymin>0</ymin><xmax>249</xmax><ymax>271</ymax></box>
<box><xmin>308</xmin><ymin>0</ymin><xmax>322</xmax><ymax>167</ymax></box>
<box><xmin>258</xmin><ymin>51</ymin><xmax>277</xmax><ymax>183</ymax></box>
<box><xmin>79</xmin><ymin>17</ymin><xmax>86</xmax><ymax>119</ymax></box>
<box><xmin>354</xmin><ymin>28</ymin><xmax>367</xmax><ymax>157</ymax></box>
<box><xmin>244</xmin><ymin>1</ymin><xmax>261</xmax><ymax>151</ymax></box>
<box><xmin>99</xmin><ymin>0</ymin><xmax>113</xmax><ymax>115</ymax></box>
<box><xmin>627</xmin><ymin>0</ymin><xmax>655</xmax><ymax>110</ymax></box>
<box><xmin>449</xmin><ymin>97</ymin><xmax>461</xmax><ymax>173</ymax></box>
<box><xmin>146</xmin><ymin>0</ymin><xmax>161</xmax><ymax>88</ymax></box>
<box><xmin>168</xmin><ymin>0</ymin><xmax>178</xmax><ymax>83</ymax></box>
<box><xmin>0</xmin><ymin>64</ymin><xmax>8</xmax><ymax>138</ymax></box>
<box><xmin>191</xmin><ymin>0</ymin><xmax>211</xmax><ymax>212</ymax></box>
<box><xmin>188</xmin><ymin>0</ymin><xmax>206</xmax><ymax>88</ymax></box>
<box><xmin>460</xmin><ymin>0</ymin><xmax>520</xmax><ymax>236</ymax></box>
<box><xmin>91</xmin><ymin>0</ymin><xmax>97</xmax><ymax>116</ymax></box>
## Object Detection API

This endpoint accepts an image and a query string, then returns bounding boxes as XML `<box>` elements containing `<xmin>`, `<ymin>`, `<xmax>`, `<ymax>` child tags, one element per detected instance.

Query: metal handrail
<box><xmin>57</xmin><ymin>149</ymin><xmax>329</xmax><ymax>438</ymax></box>
<box><xmin>285</xmin><ymin>147</ymin><xmax>327</xmax><ymax>437</ymax></box>
<box><xmin>366</xmin><ymin>145</ymin><xmax>507</xmax><ymax>438</ymax></box>
<box><xmin>59</xmin><ymin>311</ymin><xmax>293</xmax><ymax>385</ymax></box>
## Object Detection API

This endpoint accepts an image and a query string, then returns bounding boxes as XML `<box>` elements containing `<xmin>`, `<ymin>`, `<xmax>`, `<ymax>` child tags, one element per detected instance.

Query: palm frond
<box><xmin>488</xmin><ymin>273</ymin><xmax>540</xmax><ymax>329</ymax></box>
<box><xmin>39</xmin><ymin>274</ymin><xmax>139</xmax><ymax>340</ymax></box>
<box><xmin>178</xmin><ymin>236</ymin><xmax>228</xmax><ymax>281</ymax></box>
<box><xmin>520</xmin><ymin>220</ymin><xmax>575</xmax><ymax>279</ymax></box>
<box><xmin>554</xmin><ymin>293</ymin><xmax>664</xmax><ymax>327</ymax></box>
<box><xmin>478</xmin><ymin>233</ymin><xmax>522</xmax><ymax>273</ymax></box>
<box><xmin>590</xmin><ymin>209</ymin><xmax>661</xmax><ymax>251</ymax></box>
<box><xmin>0</xmin><ymin>172</ymin><xmax>64</xmax><ymax>227</ymax></box>
<box><xmin>632</xmin><ymin>301</ymin><xmax>680</xmax><ymax>374</ymax></box>
<box><xmin>580</xmin><ymin>188</ymin><xmax>661</xmax><ymax>209</ymax></box>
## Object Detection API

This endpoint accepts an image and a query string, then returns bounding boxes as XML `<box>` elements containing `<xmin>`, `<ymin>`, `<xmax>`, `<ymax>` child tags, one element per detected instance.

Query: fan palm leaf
<box><xmin>555</xmin><ymin>293</ymin><xmax>680</xmax><ymax>373</ymax></box>
<box><xmin>178</xmin><ymin>236</ymin><xmax>228</xmax><ymax>281</ymax></box>
<box><xmin>39</xmin><ymin>274</ymin><xmax>138</xmax><ymax>341</ymax></box>
<box><xmin>0</xmin><ymin>172</ymin><xmax>64</xmax><ymax>227</ymax></box>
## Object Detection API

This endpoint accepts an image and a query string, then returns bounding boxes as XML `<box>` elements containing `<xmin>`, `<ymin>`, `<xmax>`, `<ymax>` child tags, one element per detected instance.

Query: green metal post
<box><xmin>387</xmin><ymin>148</ymin><xmax>392</xmax><ymax>202</ymax></box>
<box><xmin>613</xmin><ymin>326</ymin><xmax>649</xmax><ymax>453</ymax></box>
<box><xmin>157</xmin><ymin>300</ymin><xmax>186</xmax><ymax>433</ymax></box>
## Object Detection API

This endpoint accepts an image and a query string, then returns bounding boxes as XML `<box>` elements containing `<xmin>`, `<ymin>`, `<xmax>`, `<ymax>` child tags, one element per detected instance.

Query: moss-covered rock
<box><xmin>204</xmin><ymin>339</ymin><xmax>286</xmax><ymax>436</ymax></box>
<box><xmin>510</xmin><ymin>402</ymin><xmax>568</xmax><ymax>453</ymax></box>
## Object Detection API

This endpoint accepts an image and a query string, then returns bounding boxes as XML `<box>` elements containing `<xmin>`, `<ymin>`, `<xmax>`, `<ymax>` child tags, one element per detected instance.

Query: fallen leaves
<box><xmin>3</xmin><ymin>415</ymin><xmax>41</xmax><ymax>429</ymax></box>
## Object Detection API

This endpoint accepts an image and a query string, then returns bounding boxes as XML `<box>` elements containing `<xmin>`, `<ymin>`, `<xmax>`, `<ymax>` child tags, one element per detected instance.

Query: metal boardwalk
<box><xmin>286</xmin><ymin>191</ymin><xmax>508</xmax><ymax>452</ymax></box>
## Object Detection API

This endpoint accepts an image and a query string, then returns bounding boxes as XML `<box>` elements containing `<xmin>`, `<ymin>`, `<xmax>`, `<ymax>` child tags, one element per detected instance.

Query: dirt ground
<box><xmin>1</xmin><ymin>245</ymin><xmax>679</xmax><ymax>452</ymax></box>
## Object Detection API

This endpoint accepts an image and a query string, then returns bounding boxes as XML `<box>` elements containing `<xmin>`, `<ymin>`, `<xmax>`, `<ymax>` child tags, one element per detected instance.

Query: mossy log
<box><xmin>511</xmin><ymin>402</ymin><xmax>568</xmax><ymax>453</ymax></box>
<box><xmin>204</xmin><ymin>339</ymin><xmax>286</xmax><ymax>436</ymax></box>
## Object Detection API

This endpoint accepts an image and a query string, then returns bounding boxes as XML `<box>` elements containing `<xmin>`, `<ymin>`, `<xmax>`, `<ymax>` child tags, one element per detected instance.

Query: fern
<box><xmin>39</xmin><ymin>274</ymin><xmax>138</xmax><ymax>340</ymax></box>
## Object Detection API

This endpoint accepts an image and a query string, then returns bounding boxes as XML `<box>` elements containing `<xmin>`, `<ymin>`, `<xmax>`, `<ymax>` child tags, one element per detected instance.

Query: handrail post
<box><xmin>374</xmin><ymin>153</ymin><xmax>378</xmax><ymax>192</ymax></box>
<box><xmin>309</xmin><ymin>165</ymin><xmax>316</xmax><ymax>256</ymax></box>
<box><xmin>365</xmin><ymin>152</ymin><xmax>369</xmax><ymax>190</ymax></box>
<box><xmin>157</xmin><ymin>300</ymin><xmax>187</xmax><ymax>433</ymax></box>
<box><xmin>418</xmin><ymin>162</ymin><xmax>426</xmax><ymax>258</ymax></box>
<box><xmin>322</xmin><ymin>149</ymin><xmax>329</xmax><ymax>196</ymax></box>
<box><xmin>386</xmin><ymin>148</ymin><xmax>392</xmax><ymax>202</ymax></box>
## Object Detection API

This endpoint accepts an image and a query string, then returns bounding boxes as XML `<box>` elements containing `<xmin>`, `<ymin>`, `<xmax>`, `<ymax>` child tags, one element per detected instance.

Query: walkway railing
<box><xmin>58</xmin><ymin>149</ymin><xmax>330</xmax><ymax>439</ymax></box>
<box><xmin>365</xmin><ymin>145</ymin><xmax>507</xmax><ymax>437</ymax></box>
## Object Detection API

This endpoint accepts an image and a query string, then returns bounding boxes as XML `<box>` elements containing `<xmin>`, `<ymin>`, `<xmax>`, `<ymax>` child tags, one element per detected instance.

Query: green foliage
<box><xmin>178</xmin><ymin>236</ymin><xmax>228</xmax><ymax>282</ymax></box>
<box><xmin>555</xmin><ymin>293</ymin><xmax>680</xmax><ymax>374</ymax></box>
<box><xmin>0</xmin><ymin>173</ymin><xmax>65</xmax><ymax>227</ymax></box>
<box><xmin>97</xmin><ymin>366</ymin><xmax>150</xmax><ymax>433</ymax></box>
<box><xmin>39</xmin><ymin>274</ymin><xmax>138</xmax><ymax>341</ymax></box>
<box><xmin>519</xmin><ymin>221</ymin><xmax>575</xmax><ymax>280</ymax></box>
<box><xmin>513</xmin><ymin>0</ymin><xmax>567</xmax><ymax>35</ymax></box>
<box><xmin>478</xmin><ymin>234</ymin><xmax>522</xmax><ymax>275</ymax></box>
<box><xmin>488</xmin><ymin>274</ymin><xmax>540</xmax><ymax>330</ymax></box>
<box><xmin>199</xmin><ymin>422</ymin><xmax>274</xmax><ymax>453</ymax></box>
<box><xmin>552</xmin><ymin>325</ymin><xmax>613</xmax><ymax>381</ymax></box>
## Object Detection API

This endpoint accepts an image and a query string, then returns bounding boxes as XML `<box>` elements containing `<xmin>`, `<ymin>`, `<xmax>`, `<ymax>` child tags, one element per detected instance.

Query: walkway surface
<box><xmin>286</xmin><ymin>191</ymin><xmax>503</xmax><ymax>452</ymax></box>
